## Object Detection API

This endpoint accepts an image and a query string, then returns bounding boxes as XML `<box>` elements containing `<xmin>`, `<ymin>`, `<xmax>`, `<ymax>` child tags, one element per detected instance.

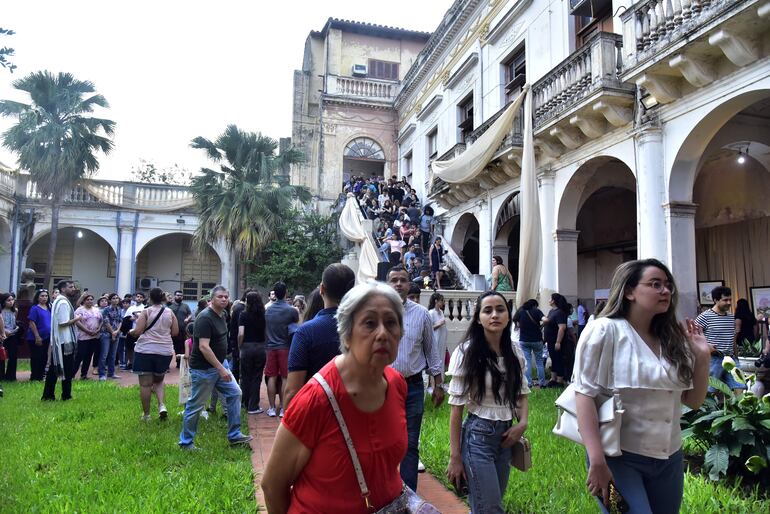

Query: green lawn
<box><xmin>0</xmin><ymin>380</ymin><xmax>256</xmax><ymax>513</ymax></box>
<box><xmin>420</xmin><ymin>387</ymin><xmax>770</xmax><ymax>513</ymax></box>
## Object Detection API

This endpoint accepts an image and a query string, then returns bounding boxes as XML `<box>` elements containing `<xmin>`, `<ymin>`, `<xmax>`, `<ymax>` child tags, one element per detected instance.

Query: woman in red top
<box><xmin>262</xmin><ymin>282</ymin><xmax>407</xmax><ymax>513</ymax></box>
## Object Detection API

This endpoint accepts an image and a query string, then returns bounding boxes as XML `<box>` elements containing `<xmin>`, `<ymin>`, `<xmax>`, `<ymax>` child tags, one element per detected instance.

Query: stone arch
<box><xmin>0</xmin><ymin>216</ymin><xmax>12</xmax><ymax>291</ymax></box>
<box><xmin>23</xmin><ymin>227</ymin><xmax>117</xmax><ymax>292</ymax></box>
<box><xmin>450</xmin><ymin>212</ymin><xmax>481</xmax><ymax>274</ymax></box>
<box><xmin>669</xmin><ymin>89</ymin><xmax>770</xmax><ymax>203</ymax></box>
<box><xmin>344</xmin><ymin>137</ymin><xmax>386</xmax><ymax>160</ymax></box>
<box><xmin>342</xmin><ymin>136</ymin><xmax>387</xmax><ymax>184</ymax></box>
<box><xmin>135</xmin><ymin>232</ymin><xmax>223</xmax><ymax>299</ymax></box>
<box><xmin>492</xmin><ymin>192</ymin><xmax>520</xmax><ymax>285</ymax></box>
<box><xmin>27</xmin><ymin>223</ymin><xmax>118</xmax><ymax>255</ymax></box>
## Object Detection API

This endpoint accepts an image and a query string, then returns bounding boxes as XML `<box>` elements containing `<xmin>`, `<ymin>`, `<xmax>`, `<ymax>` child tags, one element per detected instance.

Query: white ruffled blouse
<box><xmin>573</xmin><ymin>317</ymin><xmax>693</xmax><ymax>459</ymax></box>
<box><xmin>447</xmin><ymin>341</ymin><xmax>530</xmax><ymax>421</ymax></box>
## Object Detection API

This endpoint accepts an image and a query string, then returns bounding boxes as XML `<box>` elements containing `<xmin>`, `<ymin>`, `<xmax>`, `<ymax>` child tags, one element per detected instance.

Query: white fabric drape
<box><xmin>515</xmin><ymin>88</ymin><xmax>541</xmax><ymax>307</ymax></box>
<box><xmin>429</xmin><ymin>88</ymin><xmax>527</xmax><ymax>189</ymax></box>
<box><xmin>338</xmin><ymin>193</ymin><xmax>379</xmax><ymax>284</ymax></box>
<box><xmin>83</xmin><ymin>182</ymin><xmax>196</xmax><ymax>211</ymax></box>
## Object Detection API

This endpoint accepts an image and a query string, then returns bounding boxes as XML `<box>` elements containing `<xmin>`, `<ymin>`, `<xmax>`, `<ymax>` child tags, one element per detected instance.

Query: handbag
<box><xmin>312</xmin><ymin>372</ymin><xmax>440</xmax><ymax>514</ymax></box>
<box><xmin>178</xmin><ymin>356</ymin><xmax>192</xmax><ymax>405</ymax></box>
<box><xmin>510</xmin><ymin>408</ymin><xmax>532</xmax><ymax>472</ymax></box>
<box><xmin>552</xmin><ymin>383</ymin><xmax>624</xmax><ymax>457</ymax></box>
<box><xmin>0</xmin><ymin>345</ymin><xmax>7</xmax><ymax>361</ymax></box>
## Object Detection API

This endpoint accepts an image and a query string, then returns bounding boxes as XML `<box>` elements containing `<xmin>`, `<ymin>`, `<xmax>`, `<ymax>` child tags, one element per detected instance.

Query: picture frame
<box><xmin>697</xmin><ymin>280</ymin><xmax>724</xmax><ymax>306</ymax></box>
<box><xmin>750</xmin><ymin>286</ymin><xmax>770</xmax><ymax>319</ymax></box>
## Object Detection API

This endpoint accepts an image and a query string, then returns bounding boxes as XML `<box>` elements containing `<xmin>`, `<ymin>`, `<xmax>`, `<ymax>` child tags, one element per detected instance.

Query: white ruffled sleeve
<box><xmin>447</xmin><ymin>342</ymin><xmax>469</xmax><ymax>406</ymax></box>
<box><xmin>572</xmin><ymin>318</ymin><xmax>615</xmax><ymax>397</ymax></box>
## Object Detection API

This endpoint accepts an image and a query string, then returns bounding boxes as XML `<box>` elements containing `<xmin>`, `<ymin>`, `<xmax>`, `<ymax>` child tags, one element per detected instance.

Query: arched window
<box><xmin>344</xmin><ymin>137</ymin><xmax>385</xmax><ymax>160</ymax></box>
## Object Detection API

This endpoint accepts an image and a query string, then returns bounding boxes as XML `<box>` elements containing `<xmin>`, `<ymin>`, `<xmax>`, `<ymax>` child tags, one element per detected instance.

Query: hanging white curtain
<box><xmin>338</xmin><ymin>193</ymin><xmax>379</xmax><ymax>284</ymax></box>
<box><xmin>515</xmin><ymin>88</ymin><xmax>541</xmax><ymax>307</ymax></box>
<box><xmin>429</xmin><ymin>88</ymin><xmax>527</xmax><ymax>189</ymax></box>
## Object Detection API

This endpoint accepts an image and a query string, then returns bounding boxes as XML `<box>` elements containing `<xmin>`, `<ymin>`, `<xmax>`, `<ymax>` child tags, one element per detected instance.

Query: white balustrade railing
<box><xmin>327</xmin><ymin>75</ymin><xmax>399</xmax><ymax>100</ymax></box>
<box><xmin>442</xmin><ymin>241</ymin><xmax>487</xmax><ymax>291</ymax></box>
<box><xmin>532</xmin><ymin>32</ymin><xmax>624</xmax><ymax>127</ymax></box>
<box><xmin>0</xmin><ymin>171</ymin><xmax>16</xmax><ymax>196</ymax></box>
<box><xmin>621</xmin><ymin>0</ymin><xmax>743</xmax><ymax>67</ymax></box>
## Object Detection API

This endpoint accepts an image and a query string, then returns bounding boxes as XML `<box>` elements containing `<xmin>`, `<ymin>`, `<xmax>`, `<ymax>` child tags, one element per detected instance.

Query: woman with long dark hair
<box><xmin>239</xmin><ymin>291</ymin><xmax>267</xmax><ymax>415</ymax></box>
<box><xmin>0</xmin><ymin>292</ymin><xmax>19</xmax><ymax>381</ymax></box>
<box><xmin>734</xmin><ymin>298</ymin><xmax>758</xmax><ymax>348</ymax></box>
<box><xmin>26</xmin><ymin>289</ymin><xmax>52</xmax><ymax>381</ymax></box>
<box><xmin>446</xmin><ymin>291</ymin><xmax>530</xmax><ymax>513</ymax></box>
<box><xmin>543</xmin><ymin>293</ymin><xmax>570</xmax><ymax>386</ymax></box>
<box><xmin>575</xmin><ymin>259</ymin><xmax>709</xmax><ymax>512</ymax></box>
<box><xmin>513</xmin><ymin>298</ymin><xmax>546</xmax><ymax>388</ymax></box>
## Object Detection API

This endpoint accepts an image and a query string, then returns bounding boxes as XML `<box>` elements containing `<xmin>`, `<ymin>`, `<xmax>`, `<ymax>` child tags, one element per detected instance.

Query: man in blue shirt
<box><xmin>264</xmin><ymin>282</ymin><xmax>298</xmax><ymax>417</ymax></box>
<box><xmin>283</xmin><ymin>263</ymin><xmax>355</xmax><ymax>410</ymax></box>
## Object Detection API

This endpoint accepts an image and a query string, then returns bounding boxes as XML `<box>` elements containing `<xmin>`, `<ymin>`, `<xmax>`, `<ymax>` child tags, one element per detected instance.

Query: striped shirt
<box><xmin>391</xmin><ymin>300</ymin><xmax>443</xmax><ymax>378</ymax></box>
<box><xmin>695</xmin><ymin>309</ymin><xmax>736</xmax><ymax>355</ymax></box>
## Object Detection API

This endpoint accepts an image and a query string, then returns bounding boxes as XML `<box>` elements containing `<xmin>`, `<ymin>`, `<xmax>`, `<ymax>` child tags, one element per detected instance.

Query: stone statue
<box><xmin>17</xmin><ymin>268</ymin><xmax>37</xmax><ymax>301</ymax></box>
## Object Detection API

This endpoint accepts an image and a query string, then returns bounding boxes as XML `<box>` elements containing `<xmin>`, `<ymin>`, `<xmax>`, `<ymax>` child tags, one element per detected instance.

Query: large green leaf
<box><xmin>708</xmin><ymin>377</ymin><xmax>733</xmax><ymax>397</ymax></box>
<box><xmin>760</xmin><ymin>419</ymin><xmax>770</xmax><ymax>430</ymax></box>
<box><xmin>704</xmin><ymin>444</ymin><xmax>729</xmax><ymax>480</ymax></box>
<box><xmin>732</xmin><ymin>417</ymin><xmax>755</xmax><ymax>431</ymax></box>
<box><xmin>711</xmin><ymin>413</ymin><xmax>736</xmax><ymax>429</ymax></box>
<box><xmin>727</xmin><ymin>437</ymin><xmax>743</xmax><ymax>457</ymax></box>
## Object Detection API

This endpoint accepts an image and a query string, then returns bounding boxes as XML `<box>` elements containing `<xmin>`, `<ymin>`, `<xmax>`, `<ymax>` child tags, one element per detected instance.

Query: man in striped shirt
<box><xmin>695</xmin><ymin>286</ymin><xmax>746</xmax><ymax>393</ymax></box>
<box><xmin>387</xmin><ymin>265</ymin><xmax>444</xmax><ymax>492</ymax></box>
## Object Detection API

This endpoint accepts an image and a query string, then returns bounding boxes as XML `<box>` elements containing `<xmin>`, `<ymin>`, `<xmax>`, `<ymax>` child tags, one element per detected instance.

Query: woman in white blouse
<box><xmin>574</xmin><ymin>259</ymin><xmax>710</xmax><ymax>513</ymax></box>
<box><xmin>446</xmin><ymin>291</ymin><xmax>530</xmax><ymax>513</ymax></box>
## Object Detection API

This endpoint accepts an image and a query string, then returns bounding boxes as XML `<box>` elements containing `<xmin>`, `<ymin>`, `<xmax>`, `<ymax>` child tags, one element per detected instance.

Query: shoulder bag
<box><xmin>510</xmin><ymin>407</ymin><xmax>532</xmax><ymax>472</ymax></box>
<box><xmin>128</xmin><ymin>306</ymin><xmax>166</xmax><ymax>345</ymax></box>
<box><xmin>552</xmin><ymin>383</ymin><xmax>624</xmax><ymax>456</ymax></box>
<box><xmin>312</xmin><ymin>372</ymin><xmax>440</xmax><ymax>514</ymax></box>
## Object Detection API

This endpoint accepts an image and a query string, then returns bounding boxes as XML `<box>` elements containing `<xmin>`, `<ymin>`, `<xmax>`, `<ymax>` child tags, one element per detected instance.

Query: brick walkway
<box><xmin>16</xmin><ymin>365</ymin><xmax>467</xmax><ymax>512</ymax></box>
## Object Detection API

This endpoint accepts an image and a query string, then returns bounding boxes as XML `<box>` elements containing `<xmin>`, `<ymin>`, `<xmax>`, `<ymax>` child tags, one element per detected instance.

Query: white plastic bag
<box><xmin>178</xmin><ymin>355</ymin><xmax>192</xmax><ymax>405</ymax></box>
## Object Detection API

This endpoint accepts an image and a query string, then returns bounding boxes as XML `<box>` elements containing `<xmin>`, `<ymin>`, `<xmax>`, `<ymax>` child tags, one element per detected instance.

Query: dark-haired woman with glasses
<box><xmin>0</xmin><ymin>292</ymin><xmax>20</xmax><ymax>381</ymax></box>
<box><xmin>446</xmin><ymin>291</ymin><xmax>530</xmax><ymax>513</ymax></box>
<box><xmin>26</xmin><ymin>289</ymin><xmax>52</xmax><ymax>380</ymax></box>
<box><xmin>574</xmin><ymin>259</ymin><xmax>709</xmax><ymax>513</ymax></box>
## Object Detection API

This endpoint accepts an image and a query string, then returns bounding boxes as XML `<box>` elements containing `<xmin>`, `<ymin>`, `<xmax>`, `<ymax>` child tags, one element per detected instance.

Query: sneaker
<box><xmin>266</xmin><ymin>407</ymin><xmax>277</xmax><ymax>417</ymax></box>
<box><xmin>200</xmin><ymin>410</ymin><xmax>210</xmax><ymax>420</ymax></box>
<box><xmin>418</xmin><ymin>460</ymin><xmax>426</xmax><ymax>473</ymax></box>
<box><xmin>159</xmin><ymin>404</ymin><xmax>168</xmax><ymax>420</ymax></box>
<box><xmin>92</xmin><ymin>369</ymin><xmax>99</xmax><ymax>376</ymax></box>
<box><xmin>180</xmin><ymin>443</ymin><xmax>200</xmax><ymax>451</ymax></box>
<box><xmin>140</xmin><ymin>414</ymin><xmax>151</xmax><ymax>422</ymax></box>
<box><xmin>98</xmin><ymin>376</ymin><xmax>107</xmax><ymax>381</ymax></box>
<box><xmin>279</xmin><ymin>408</ymin><xmax>285</xmax><ymax>418</ymax></box>
<box><xmin>108</xmin><ymin>374</ymin><xmax>122</xmax><ymax>379</ymax></box>
<box><xmin>247</xmin><ymin>407</ymin><xmax>264</xmax><ymax>415</ymax></box>
<box><xmin>229</xmin><ymin>434</ymin><xmax>253</xmax><ymax>447</ymax></box>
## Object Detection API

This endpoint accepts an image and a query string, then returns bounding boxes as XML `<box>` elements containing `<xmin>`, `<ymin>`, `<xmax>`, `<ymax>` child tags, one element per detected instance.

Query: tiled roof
<box><xmin>310</xmin><ymin>17</ymin><xmax>432</xmax><ymax>40</ymax></box>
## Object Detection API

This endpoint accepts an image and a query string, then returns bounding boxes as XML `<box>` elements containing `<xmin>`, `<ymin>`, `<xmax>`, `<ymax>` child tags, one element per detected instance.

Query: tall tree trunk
<box><xmin>44</xmin><ymin>198</ymin><xmax>60</xmax><ymax>290</ymax></box>
<box><xmin>238</xmin><ymin>259</ymin><xmax>247</xmax><ymax>297</ymax></box>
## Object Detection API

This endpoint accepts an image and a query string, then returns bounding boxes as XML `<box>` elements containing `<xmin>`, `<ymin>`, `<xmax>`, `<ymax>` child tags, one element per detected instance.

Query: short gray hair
<box><xmin>336</xmin><ymin>281</ymin><xmax>404</xmax><ymax>353</ymax></box>
<box><xmin>210</xmin><ymin>285</ymin><xmax>229</xmax><ymax>297</ymax></box>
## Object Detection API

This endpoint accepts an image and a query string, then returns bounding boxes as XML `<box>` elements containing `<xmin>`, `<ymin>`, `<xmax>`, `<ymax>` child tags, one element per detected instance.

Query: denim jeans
<box><xmin>519</xmin><ymin>340</ymin><xmax>546</xmax><ymax>386</ymax></box>
<box><xmin>461</xmin><ymin>413</ymin><xmax>512</xmax><ymax>514</ymax></box>
<box><xmin>98</xmin><ymin>333</ymin><xmax>118</xmax><ymax>378</ymax></box>
<box><xmin>179</xmin><ymin>365</ymin><xmax>246</xmax><ymax>446</ymax></box>
<box><xmin>708</xmin><ymin>354</ymin><xmax>747</xmax><ymax>391</ymax></box>
<box><xmin>588</xmin><ymin>450</ymin><xmax>684</xmax><ymax>514</ymax></box>
<box><xmin>400</xmin><ymin>378</ymin><xmax>424</xmax><ymax>491</ymax></box>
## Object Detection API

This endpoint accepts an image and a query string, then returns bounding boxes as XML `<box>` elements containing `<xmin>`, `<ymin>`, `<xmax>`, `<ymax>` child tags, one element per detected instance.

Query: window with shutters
<box><xmin>458</xmin><ymin>94</ymin><xmax>474</xmax><ymax>143</ymax></box>
<box><xmin>367</xmin><ymin>59</ymin><xmax>399</xmax><ymax>80</ymax></box>
<box><xmin>426</xmin><ymin>128</ymin><xmax>438</xmax><ymax>161</ymax></box>
<box><xmin>503</xmin><ymin>47</ymin><xmax>526</xmax><ymax>103</ymax></box>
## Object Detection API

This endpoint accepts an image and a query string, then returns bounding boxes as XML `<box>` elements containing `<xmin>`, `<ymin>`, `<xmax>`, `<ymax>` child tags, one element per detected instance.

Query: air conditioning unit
<box><xmin>140</xmin><ymin>277</ymin><xmax>158</xmax><ymax>289</ymax></box>
<box><xmin>352</xmin><ymin>64</ymin><xmax>367</xmax><ymax>76</ymax></box>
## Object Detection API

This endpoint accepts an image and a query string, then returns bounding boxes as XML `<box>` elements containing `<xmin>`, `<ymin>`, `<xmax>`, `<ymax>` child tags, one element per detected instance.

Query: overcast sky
<box><xmin>0</xmin><ymin>0</ymin><xmax>445</xmax><ymax>180</ymax></box>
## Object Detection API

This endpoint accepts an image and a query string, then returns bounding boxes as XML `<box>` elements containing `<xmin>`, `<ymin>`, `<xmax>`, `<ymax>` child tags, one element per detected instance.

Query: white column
<box><xmin>665</xmin><ymin>202</ymin><xmax>698</xmax><ymax>318</ymax></box>
<box><xmin>538</xmin><ymin>170</ymin><xmax>557</xmax><ymax>294</ymax></box>
<box><xmin>478</xmin><ymin>202</ymin><xmax>493</xmax><ymax>279</ymax></box>
<box><xmin>554</xmin><ymin>229</ymin><xmax>580</xmax><ymax>301</ymax></box>
<box><xmin>635</xmin><ymin>127</ymin><xmax>668</xmax><ymax>261</ymax></box>
<box><xmin>116</xmin><ymin>225</ymin><xmax>135</xmax><ymax>295</ymax></box>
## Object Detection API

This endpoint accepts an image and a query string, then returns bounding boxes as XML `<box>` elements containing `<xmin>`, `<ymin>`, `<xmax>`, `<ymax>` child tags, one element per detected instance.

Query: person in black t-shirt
<box><xmin>542</xmin><ymin>293</ymin><xmax>570</xmax><ymax>387</ymax></box>
<box><xmin>513</xmin><ymin>299</ymin><xmax>546</xmax><ymax>387</ymax></box>
<box><xmin>238</xmin><ymin>292</ymin><xmax>267</xmax><ymax>415</ymax></box>
<box><xmin>179</xmin><ymin>285</ymin><xmax>251</xmax><ymax>450</ymax></box>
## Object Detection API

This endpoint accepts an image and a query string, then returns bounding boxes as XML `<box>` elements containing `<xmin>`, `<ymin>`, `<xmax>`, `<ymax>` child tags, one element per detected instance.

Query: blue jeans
<box><xmin>98</xmin><ymin>333</ymin><xmax>118</xmax><ymax>378</ymax></box>
<box><xmin>462</xmin><ymin>414</ymin><xmax>512</xmax><ymax>514</ymax></box>
<box><xmin>519</xmin><ymin>341</ymin><xmax>546</xmax><ymax>387</ymax></box>
<box><xmin>179</xmin><ymin>366</ymin><xmax>246</xmax><ymax>446</ymax></box>
<box><xmin>708</xmin><ymin>354</ymin><xmax>747</xmax><ymax>391</ymax></box>
<box><xmin>588</xmin><ymin>450</ymin><xmax>684</xmax><ymax>514</ymax></box>
<box><xmin>400</xmin><ymin>378</ymin><xmax>424</xmax><ymax>491</ymax></box>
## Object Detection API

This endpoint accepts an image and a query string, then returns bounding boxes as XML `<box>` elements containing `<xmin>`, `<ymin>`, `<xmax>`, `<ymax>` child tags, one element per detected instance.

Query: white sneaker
<box><xmin>279</xmin><ymin>408</ymin><xmax>285</xmax><ymax>418</ymax></box>
<box><xmin>266</xmin><ymin>407</ymin><xmax>277</xmax><ymax>417</ymax></box>
<box><xmin>418</xmin><ymin>460</ymin><xmax>426</xmax><ymax>473</ymax></box>
<box><xmin>247</xmin><ymin>407</ymin><xmax>264</xmax><ymax>415</ymax></box>
<box><xmin>159</xmin><ymin>404</ymin><xmax>168</xmax><ymax>420</ymax></box>
<box><xmin>140</xmin><ymin>414</ymin><xmax>151</xmax><ymax>422</ymax></box>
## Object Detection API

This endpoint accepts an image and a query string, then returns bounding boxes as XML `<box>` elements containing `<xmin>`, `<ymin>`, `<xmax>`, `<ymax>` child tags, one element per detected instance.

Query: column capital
<box><xmin>663</xmin><ymin>201</ymin><xmax>698</xmax><ymax>218</ymax></box>
<box><xmin>553</xmin><ymin>229</ymin><xmax>580</xmax><ymax>242</ymax></box>
<box><xmin>537</xmin><ymin>169</ymin><xmax>555</xmax><ymax>186</ymax></box>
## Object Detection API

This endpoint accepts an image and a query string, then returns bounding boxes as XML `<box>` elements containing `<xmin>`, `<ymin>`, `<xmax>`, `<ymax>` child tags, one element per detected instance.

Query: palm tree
<box><xmin>189</xmin><ymin>125</ymin><xmax>310</xmax><ymax>291</ymax></box>
<box><xmin>0</xmin><ymin>71</ymin><xmax>115</xmax><ymax>288</ymax></box>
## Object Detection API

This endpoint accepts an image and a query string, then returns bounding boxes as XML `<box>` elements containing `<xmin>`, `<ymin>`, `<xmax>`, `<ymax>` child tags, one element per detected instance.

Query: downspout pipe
<box><xmin>114</xmin><ymin>211</ymin><xmax>122</xmax><ymax>293</ymax></box>
<box><xmin>8</xmin><ymin>206</ymin><xmax>19</xmax><ymax>291</ymax></box>
<box><xmin>129</xmin><ymin>212</ymin><xmax>139</xmax><ymax>293</ymax></box>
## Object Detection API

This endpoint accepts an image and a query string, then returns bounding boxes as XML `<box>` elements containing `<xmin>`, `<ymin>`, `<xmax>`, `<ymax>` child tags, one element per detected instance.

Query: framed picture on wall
<box><xmin>698</xmin><ymin>280</ymin><xmax>724</xmax><ymax>306</ymax></box>
<box><xmin>750</xmin><ymin>286</ymin><xmax>770</xmax><ymax>318</ymax></box>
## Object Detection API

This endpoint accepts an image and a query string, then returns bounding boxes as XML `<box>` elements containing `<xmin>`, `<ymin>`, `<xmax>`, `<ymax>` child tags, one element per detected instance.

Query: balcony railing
<box><xmin>326</xmin><ymin>76</ymin><xmax>399</xmax><ymax>101</ymax></box>
<box><xmin>467</xmin><ymin>103</ymin><xmax>524</xmax><ymax>146</ymax></box>
<box><xmin>532</xmin><ymin>32</ymin><xmax>626</xmax><ymax>129</ymax></box>
<box><xmin>621</xmin><ymin>0</ymin><xmax>745</xmax><ymax>69</ymax></box>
